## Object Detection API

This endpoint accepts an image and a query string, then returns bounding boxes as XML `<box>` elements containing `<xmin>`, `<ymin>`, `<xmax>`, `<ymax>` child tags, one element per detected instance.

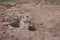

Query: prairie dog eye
<box><xmin>26</xmin><ymin>16</ymin><xmax>29</xmax><ymax>18</ymax></box>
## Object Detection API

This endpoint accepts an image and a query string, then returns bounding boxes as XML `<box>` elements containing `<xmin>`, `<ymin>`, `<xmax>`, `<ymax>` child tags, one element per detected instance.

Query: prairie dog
<box><xmin>19</xmin><ymin>14</ymin><xmax>32</xmax><ymax>29</ymax></box>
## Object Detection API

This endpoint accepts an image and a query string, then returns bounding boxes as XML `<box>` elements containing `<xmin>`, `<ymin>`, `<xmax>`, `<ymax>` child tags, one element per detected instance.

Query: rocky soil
<box><xmin>0</xmin><ymin>2</ymin><xmax>60</xmax><ymax>40</ymax></box>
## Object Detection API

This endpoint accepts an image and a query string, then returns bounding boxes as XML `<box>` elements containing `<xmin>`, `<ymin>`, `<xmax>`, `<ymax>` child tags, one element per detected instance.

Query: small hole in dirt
<box><xmin>6</xmin><ymin>25</ymin><xmax>9</xmax><ymax>26</ymax></box>
<box><xmin>40</xmin><ymin>23</ymin><xmax>43</xmax><ymax>25</ymax></box>
<box><xmin>11</xmin><ymin>35</ymin><xmax>14</xmax><ymax>38</ymax></box>
<box><xmin>21</xmin><ymin>12</ymin><xmax>24</xmax><ymax>14</ymax></box>
<box><xmin>4</xmin><ymin>24</ymin><xmax>9</xmax><ymax>26</ymax></box>
<box><xmin>28</xmin><ymin>26</ymin><xmax>36</xmax><ymax>31</ymax></box>
<box><xmin>2</xmin><ymin>20</ymin><xmax>5</xmax><ymax>22</ymax></box>
<box><xmin>35</xmin><ymin>3</ymin><xmax>38</xmax><ymax>5</ymax></box>
<box><xmin>3</xmin><ymin>31</ymin><xmax>6</xmax><ymax>34</ymax></box>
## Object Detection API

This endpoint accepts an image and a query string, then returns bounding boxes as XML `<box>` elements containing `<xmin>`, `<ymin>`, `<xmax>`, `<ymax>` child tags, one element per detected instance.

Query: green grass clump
<box><xmin>0</xmin><ymin>0</ymin><xmax>16</xmax><ymax>4</ymax></box>
<box><xmin>5</xmin><ymin>0</ymin><xmax>16</xmax><ymax>2</ymax></box>
<box><xmin>45</xmin><ymin>0</ymin><xmax>60</xmax><ymax>2</ymax></box>
<box><xmin>10</xmin><ymin>19</ymin><xmax>20</xmax><ymax>27</ymax></box>
<box><xmin>33</xmin><ymin>0</ymin><xmax>42</xmax><ymax>3</ymax></box>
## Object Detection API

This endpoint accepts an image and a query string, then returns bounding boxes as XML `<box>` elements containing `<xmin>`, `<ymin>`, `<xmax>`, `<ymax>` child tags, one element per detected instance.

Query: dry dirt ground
<box><xmin>0</xmin><ymin>2</ymin><xmax>60</xmax><ymax>40</ymax></box>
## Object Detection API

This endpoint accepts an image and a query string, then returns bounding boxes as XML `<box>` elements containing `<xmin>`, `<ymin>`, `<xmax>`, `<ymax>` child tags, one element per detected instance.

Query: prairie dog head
<box><xmin>22</xmin><ymin>13</ymin><xmax>32</xmax><ymax>21</ymax></box>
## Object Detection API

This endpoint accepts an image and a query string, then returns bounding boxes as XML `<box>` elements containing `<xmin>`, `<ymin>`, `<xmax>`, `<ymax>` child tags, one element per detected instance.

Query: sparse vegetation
<box><xmin>0</xmin><ymin>0</ymin><xmax>60</xmax><ymax>40</ymax></box>
<box><xmin>10</xmin><ymin>19</ymin><xmax>20</xmax><ymax>27</ymax></box>
<box><xmin>0</xmin><ymin>0</ymin><xmax>16</xmax><ymax>4</ymax></box>
<box><xmin>45</xmin><ymin>0</ymin><xmax>60</xmax><ymax>2</ymax></box>
<box><xmin>33</xmin><ymin>0</ymin><xmax>42</xmax><ymax>3</ymax></box>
